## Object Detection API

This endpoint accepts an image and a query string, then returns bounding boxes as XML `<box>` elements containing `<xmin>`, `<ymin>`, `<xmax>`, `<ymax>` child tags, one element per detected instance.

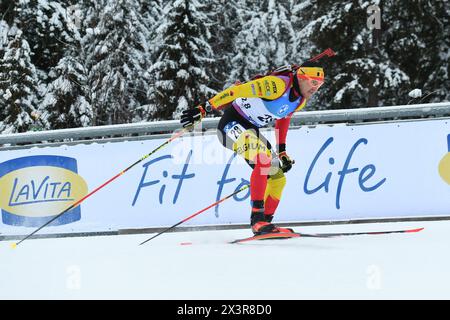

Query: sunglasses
<box><xmin>298</xmin><ymin>75</ymin><xmax>324</xmax><ymax>89</ymax></box>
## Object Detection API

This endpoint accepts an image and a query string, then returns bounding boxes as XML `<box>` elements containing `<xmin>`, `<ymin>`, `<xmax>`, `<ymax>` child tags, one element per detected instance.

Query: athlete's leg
<box><xmin>217</xmin><ymin>108</ymin><xmax>275</xmax><ymax>233</ymax></box>
<box><xmin>232</xmin><ymin>129</ymin><xmax>272</xmax><ymax>220</ymax></box>
<box><xmin>262</xmin><ymin>167</ymin><xmax>293</xmax><ymax>233</ymax></box>
<box><xmin>264</xmin><ymin>167</ymin><xmax>287</xmax><ymax>222</ymax></box>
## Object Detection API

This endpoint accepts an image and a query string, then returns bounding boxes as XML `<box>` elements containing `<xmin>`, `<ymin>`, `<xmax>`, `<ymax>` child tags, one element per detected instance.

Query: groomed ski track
<box><xmin>1</xmin><ymin>220</ymin><xmax>450</xmax><ymax>299</ymax></box>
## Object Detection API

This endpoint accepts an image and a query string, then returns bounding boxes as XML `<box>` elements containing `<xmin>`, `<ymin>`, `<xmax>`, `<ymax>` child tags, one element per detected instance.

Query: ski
<box><xmin>230</xmin><ymin>227</ymin><xmax>424</xmax><ymax>244</ymax></box>
<box><xmin>230</xmin><ymin>232</ymin><xmax>302</xmax><ymax>244</ymax></box>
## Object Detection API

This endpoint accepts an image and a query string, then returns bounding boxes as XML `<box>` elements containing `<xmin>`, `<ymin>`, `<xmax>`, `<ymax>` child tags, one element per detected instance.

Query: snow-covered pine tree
<box><xmin>14</xmin><ymin>0</ymin><xmax>78</xmax><ymax>75</ymax></box>
<box><xmin>301</xmin><ymin>1</ymin><xmax>409</xmax><ymax>109</ymax></box>
<box><xmin>40</xmin><ymin>55</ymin><xmax>92</xmax><ymax>129</ymax></box>
<box><xmin>0</xmin><ymin>28</ymin><xmax>40</xmax><ymax>133</ymax></box>
<box><xmin>134</xmin><ymin>0</ymin><xmax>163</xmax><ymax>121</ymax></box>
<box><xmin>82</xmin><ymin>0</ymin><xmax>150</xmax><ymax>125</ymax></box>
<box><xmin>291</xmin><ymin>0</ymin><xmax>316</xmax><ymax>62</ymax></box>
<box><xmin>10</xmin><ymin>0</ymin><xmax>83</xmax><ymax>131</ymax></box>
<box><xmin>140</xmin><ymin>0</ymin><xmax>163</xmax><ymax>58</ymax></box>
<box><xmin>0</xmin><ymin>0</ymin><xmax>16</xmax><ymax>25</ymax></box>
<box><xmin>228</xmin><ymin>2</ymin><xmax>269</xmax><ymax>84</ymax></box>
<box><xmin>206</xmin><ymin>0</ymin><xmax>240</xmax><ymax>90</ymax></box>
<box><xmin>34</xmin><ymin>0</ymin><xmax>93</xmax><ymax>129</ymax></box>
<box><xmin>146</xmin><ymin>0</ymin><xmax>216</xmax><ymax>120</ymax></box>
<box><xmin>0</xmin><ymin>20</ymin><xmax>10</xmax><ymax>132</ymax></box>
<box><xmin>0</xmin><ymin>20</ymin><xmax>9</xmax><ymax>54</ymax></box>
<box><xmin>228</xmin><ymin>0</ymin><xmax>297</xmax><ymax>86</ymax></box>
<box><xmin>384</xmin><ymin>1</ymin><xmax>449</xmax><ymax>104</ymax></box>
<box><xmin>263</xmin><ymin>0</ymin><xmax>297</xmax><ymax>69</ymax></box>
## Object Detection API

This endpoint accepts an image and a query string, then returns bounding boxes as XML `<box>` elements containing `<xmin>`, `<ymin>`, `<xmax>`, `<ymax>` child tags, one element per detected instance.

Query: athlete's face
<box><xmin>298</xmin><ymin>76</ymin><xmax>324</xmax><ymax>99</ymax></box>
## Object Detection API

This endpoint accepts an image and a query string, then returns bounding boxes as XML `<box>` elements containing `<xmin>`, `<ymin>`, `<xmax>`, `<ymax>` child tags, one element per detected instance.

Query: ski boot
<box><xmin>251</xmin><ymin>212</ymin><xmax>294</xmax><ymax>235</ymax></box>
<box><xmin>263</xmin><ymin>214</ymin><xmax>294</xmax><ymax>234</ymax></box>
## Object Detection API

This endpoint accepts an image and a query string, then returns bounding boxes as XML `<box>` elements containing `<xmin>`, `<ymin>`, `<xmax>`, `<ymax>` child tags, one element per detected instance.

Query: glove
<box><xmin>279</xmin><ymin>152</ymin><xmax>294</xmax><ymax>173</ymax></box>
<box><xmin>180</xmin><ymin>105</ymin><xmax>206</xmax><ymax>128</ymax></box>
<box><xmin>277</xmin><ymin>144</ymin><xmax>294</xmax><ymax>173</ymax></box>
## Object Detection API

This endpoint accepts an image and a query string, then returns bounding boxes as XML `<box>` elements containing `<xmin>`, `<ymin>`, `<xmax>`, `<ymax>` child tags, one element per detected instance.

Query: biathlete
<box><xmin>181</xmin><ymin>55</ymin><xmax>330</xmax><ymax>235</ymax></box>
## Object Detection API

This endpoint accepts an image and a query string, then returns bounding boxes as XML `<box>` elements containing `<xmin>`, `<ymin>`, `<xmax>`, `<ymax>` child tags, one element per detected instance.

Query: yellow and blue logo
<box><xmin>0</xmin><ymin>155</ymin><xmax>88</xmax><ymax>227</ymax></box>
<box><xmin>439</xmin><ymin>134</ymin><xmax>450</xmax><ymax>185</ymax></box>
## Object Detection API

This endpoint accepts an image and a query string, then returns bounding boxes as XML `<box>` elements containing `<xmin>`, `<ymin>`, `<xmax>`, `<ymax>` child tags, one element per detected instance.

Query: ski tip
<box><xmin>406</xmin><ymin>227</ymin><xmax>424</xmax><ymax>233</ymax></box>
<box><xmin>10</xmin><ymin>242</ymin><xmax>17</xmax><ymax>250</ymax></box>
<box><xmin>180</xmin><ymin>242</ymin><xmax>193</xmax><ymax>246</ymax></box>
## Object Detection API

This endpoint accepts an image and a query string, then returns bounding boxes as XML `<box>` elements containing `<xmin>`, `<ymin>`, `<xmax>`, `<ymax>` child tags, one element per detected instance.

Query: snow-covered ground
<box><xmin>1</xmin><ymin>220</ymin><xmax>450</xmax><ymax>300</ymax></box>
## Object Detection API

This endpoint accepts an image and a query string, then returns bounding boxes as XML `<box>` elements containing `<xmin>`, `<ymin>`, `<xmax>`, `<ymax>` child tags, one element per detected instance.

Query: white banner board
<box><xmin>0</xmin><ymin>118</ymin><xmax>449</xmax><ymax>235</ymax></box>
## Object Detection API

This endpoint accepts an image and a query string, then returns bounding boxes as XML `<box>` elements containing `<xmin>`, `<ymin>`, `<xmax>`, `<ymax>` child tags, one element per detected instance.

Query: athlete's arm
<box><xmin>181</xmin><ymin>75</ymin><xmax>287</xmax><ymax>128</ymax></box>
<box><xmin>275</xmin><ymin>114</ymin><xmax>292</xmax><ymax>149</ymax></box>
<box><xmin>207</xmin><ymin>75</ymin><xmax>287</xmax><ymax>111</ymax></box>
<box><xmin>275</xmin><ymin>113</ymin><xmax>295</xmax><ymax>172</ymax></box>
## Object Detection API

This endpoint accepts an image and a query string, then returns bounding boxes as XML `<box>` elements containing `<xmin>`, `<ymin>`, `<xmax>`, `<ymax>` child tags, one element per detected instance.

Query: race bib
<box><xmin>223</xmin><ymin>121</ymin><xmax>246</xmax><ymax>142</ymax></box>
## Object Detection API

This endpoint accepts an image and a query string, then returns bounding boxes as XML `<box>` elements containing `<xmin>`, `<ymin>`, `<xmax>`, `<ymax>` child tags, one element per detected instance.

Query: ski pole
<box><xmin>139</xmin><ymin>184</ymin><xmax>250</xmax><ymax>246</ymax></box>
<box><xmin>11</xmin><ymin>126</ymin><xmax>193</xmax><ymax>248</ymax></box>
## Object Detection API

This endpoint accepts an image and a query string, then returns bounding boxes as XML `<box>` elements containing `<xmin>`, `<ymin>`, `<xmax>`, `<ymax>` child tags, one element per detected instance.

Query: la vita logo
<box><xmin>438</xmin><ymin>134</ymin><xmax>450</xmax><ymax>185</ymax></box>
<box><xmin>0</xmin><ymin>155</ymin><xmax>88</xmax><ymax>227</ymax></box>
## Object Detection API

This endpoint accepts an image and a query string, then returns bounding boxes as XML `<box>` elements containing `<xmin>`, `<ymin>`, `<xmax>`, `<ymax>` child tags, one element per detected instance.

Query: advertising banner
<box><xmin>0</xmin><ymin>118</ymin><xmax>449</xmax><ymax>235</ymax></box>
